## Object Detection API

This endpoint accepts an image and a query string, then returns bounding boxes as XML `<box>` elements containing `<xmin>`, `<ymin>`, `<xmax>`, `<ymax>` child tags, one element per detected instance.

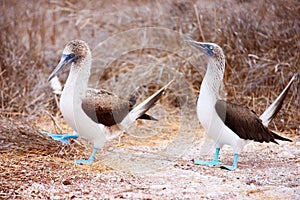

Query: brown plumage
<box><xmin>215</xmin><ymin>100</ymin><xmax>292</xmax><ymax>144</ymax></box>
<box><xmin>82</xmin><ymin>88</ymin><xmax>156</xmax><ymax>126</ymax></box>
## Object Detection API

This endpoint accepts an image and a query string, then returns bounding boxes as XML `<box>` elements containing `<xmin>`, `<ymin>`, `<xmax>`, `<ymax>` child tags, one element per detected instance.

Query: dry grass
<box><xmin>0</xmin><ymin>0</ymin><xmax>299</xmax><ymax>198</ymax></box>
<box><xmin>1</xmin><ymin>0</ymin><xmax>298</xmax><ymax>131</ymax></box>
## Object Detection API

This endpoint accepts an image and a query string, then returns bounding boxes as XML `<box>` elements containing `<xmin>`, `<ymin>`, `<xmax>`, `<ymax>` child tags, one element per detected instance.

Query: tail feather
<box><xmin>260</xmin><ymin>75</ymin><xmax>296</xmax><ymax>126</ymax></box>
<box><xmin>129</xmin><ymin>90</ymin><xmax>158</xmax><ymax>121</ymax></box>
<box><xmin>120</xmin><ymin>80</ymin><xmax>173</xmax><ymax>129</ymax></box>
<box><xmin>273</xmin><ymin>132</ymin><xmax>292</xmax><ymax>143</ymax></box>
<box><xmin>138</xmin><ymin>113</ymin><xmax>158</xmax><ymax>121</ymax></box>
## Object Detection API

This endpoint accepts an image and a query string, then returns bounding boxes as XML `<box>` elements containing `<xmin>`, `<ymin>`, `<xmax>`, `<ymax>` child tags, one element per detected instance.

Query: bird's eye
<box><xmin>64</xmin><ymin>53</ymin><xmax>78</xmax><ymax>62</ymax></box>
<box><xmin>69</xmin><ymin>53</ymin><xmax>75</xmax><ymax>58</ymax></box>
<box><xmin>209</xmin><ymin>45</ymin><xmax>214</xmax><ymax>50</ymax></box>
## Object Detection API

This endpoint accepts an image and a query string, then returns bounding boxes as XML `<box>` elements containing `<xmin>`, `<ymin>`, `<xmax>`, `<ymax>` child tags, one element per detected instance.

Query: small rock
<box><xmin>63</xmin><ymin>179</ymin><xmax>72</xmax><ymax>185</ymax></box>
<box><xmin>150</xmin><ymin>184</ymin><xmax>169</xmax><ymax>190</ymax></box>
<box><xmin>278</xmin><ymin>151</ymin><xmax>295</xmax><ymax>158</ymax></box>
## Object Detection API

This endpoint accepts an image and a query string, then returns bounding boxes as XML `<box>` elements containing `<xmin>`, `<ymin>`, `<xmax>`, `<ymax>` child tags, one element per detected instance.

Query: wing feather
<box><xmin>82</xmin><ymin>88</ymin><xmax>130</xmax><ymax>126</ymax></box>
<box><xmin>215</xmin><ymin>100</ymin><xmax>277</xmax><ymax>143</ymax></box>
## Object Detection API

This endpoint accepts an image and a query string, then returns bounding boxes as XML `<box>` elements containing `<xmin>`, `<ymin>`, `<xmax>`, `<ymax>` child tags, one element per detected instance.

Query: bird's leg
<box><xmin>194</xmin><ymin>148</ymin><xmax>222</xmax><ymax>166</ymax></box>
<box><xmin>40</xmin><ymin>131</ymin><xmax>78</xmax><ymax>145</ymax></box>
<box><xmin>221</xmin><ymin>153</ymin><xmax>238</xmax><ymax>171</ymax></box>
<box><xmin>74</xmin><ymin>147</ymin><xmax>98</xmax><ymax>164</ymax></box>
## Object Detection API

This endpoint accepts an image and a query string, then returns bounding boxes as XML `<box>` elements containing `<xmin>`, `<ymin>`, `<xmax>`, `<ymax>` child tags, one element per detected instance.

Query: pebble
<box><xmin>150</xmin><ymin>184</ymin><xmax>169</xmax><ymax>190</ymax></box>
<box><xmin>277</xmin><ymin>151</ymin><xmax>295</xmax><ymax>158</ymax></box>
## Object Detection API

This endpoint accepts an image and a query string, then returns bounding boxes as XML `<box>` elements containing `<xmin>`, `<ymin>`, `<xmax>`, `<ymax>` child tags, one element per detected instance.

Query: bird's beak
<box><xmin>48</xmin><ymin>54</ymin><xmax>76</xmax><ymax>81</ymax></box>
<box><xmin>185</xmin><ymin>40</ymin><xmax>206</xmax><ymax>53</ymax></box>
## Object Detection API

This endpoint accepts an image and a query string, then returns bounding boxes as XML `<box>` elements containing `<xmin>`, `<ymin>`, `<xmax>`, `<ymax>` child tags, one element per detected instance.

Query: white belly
<box><xmin>197</xmin><ymin>91</ymin><xmax>246</xmax><ymax>153</ymax></box>
<box><xmin>59</xmin><ymin>71</ymin><xmax>108</xmax><ymax>149</ymax></box>
<box><xmin>60</xmin><ymin>90</ymin><xmax>108</xmax><ymax>148</ymax></box>
<box><xmin>60</xmin><ymin>88</ymin><xmax>78</xmax><ymax>132</ymax></box>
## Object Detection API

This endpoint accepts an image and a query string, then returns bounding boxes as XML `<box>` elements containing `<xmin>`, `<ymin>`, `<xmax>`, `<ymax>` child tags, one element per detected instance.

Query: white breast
<box><xmin>60</xmin><ymin>66</ymin><xmax>108</xmax><ymax>149</ymax></box>
<box><xmin>60</xmin><ymin>70</ymin><xmax>78</xmax><ymax>132</ymax></box>
<box><xmin>197</xmin><ymin>82</ymin><xmax>245</xmax><ymax>153</ymax></box>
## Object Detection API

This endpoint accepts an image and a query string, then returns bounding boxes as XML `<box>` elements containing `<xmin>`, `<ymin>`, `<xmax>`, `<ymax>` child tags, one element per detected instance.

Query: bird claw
<box><xmin>74</xmin><ymin>158</ymin><xmax>95</xmax><ymax>165</ymax></box>
<box><xmin>194</xmin><ymin>159</ymin><xmax>222</xmax><ymax>167</ymax></box>
<box><xmin>40</xmin><ymin>131</ymin><xmax>78</xmax><ymax>145</ymax></box>
<box><xmin>220</xmin><ymin>154</ymin><xmax>238</xmax><ymax>170</ymax></box>
<box><xmin>74</xmin><ymin>147</ymin><xmax>98</xmax><ymax>164</ymax></box>
<box><xmin>220</xmin><ymin>164</ymin><xmax>237</xmax><ymax>171</ymax></box>
<box><xmin>54</xmin><ymin>137</ymin><xmax>71</xmax><ymax>145</ymax></box>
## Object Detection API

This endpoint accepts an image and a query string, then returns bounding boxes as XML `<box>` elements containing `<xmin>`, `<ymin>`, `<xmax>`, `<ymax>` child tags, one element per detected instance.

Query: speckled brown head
<box><xmin>48</xmin><ymin>40</ymin><xmax>91</xmax><ymax>81</ymax></box>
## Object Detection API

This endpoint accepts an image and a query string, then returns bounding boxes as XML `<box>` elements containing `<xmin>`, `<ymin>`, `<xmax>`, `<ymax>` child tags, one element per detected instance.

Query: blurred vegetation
<box><xmin>0</xmin><ymin>0</ymin><xmax>299</xmax><ymax>134</ymax></box>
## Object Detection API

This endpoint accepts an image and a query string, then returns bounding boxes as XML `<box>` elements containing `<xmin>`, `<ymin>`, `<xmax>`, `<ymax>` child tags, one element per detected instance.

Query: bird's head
<box><xmin>185</xmin><ymin>40</ymin><xmax>224</xmax><ymax>61</ymax></box>
<box><xmin>48</xmin><ymin>40</ymin><xmax>90</xmax><ymax>81</ymax></box>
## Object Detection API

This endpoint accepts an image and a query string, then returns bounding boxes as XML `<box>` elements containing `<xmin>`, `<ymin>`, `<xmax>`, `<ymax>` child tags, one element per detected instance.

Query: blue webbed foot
<box><xmin>220</xmin><ymin>164</ymin><xmax>237</xmax><ymax>171</ymax></box>
<box><xmin>220</xmin><ymin>153</ymin><xmax>238</xmax><ymax>171</ymax></box>
<box><xmin>74</xmin><ymin>147</ymin><xmax>98</xmax><ymax>165</ymax></box>
<box><xmin>194</xmin><ymin>159</ymin><xmax>222</xmax><ymax>166</ymax></box>
<box><xmin>41</xmin><ymin>131</ymin><xmax>78</xmax><ymax>145</ymax></box>
<box><xmin>194</xmin><ymin>148</ymin><xmax>222</xmax><ymax>166</ymax></box>
<box><xmin>74</xmin><ymin>158</ymin><xmax>95</xmax><ymax>164</ymax></box>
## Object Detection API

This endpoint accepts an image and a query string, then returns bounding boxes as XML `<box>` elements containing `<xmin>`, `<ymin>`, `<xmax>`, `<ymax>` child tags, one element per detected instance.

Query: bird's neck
<box><xmin>60</xmin><ymin>57</ymin><xmax>91</xmax><ymax>131</ymax></box>
<box><xmin>63</xmin><ymin>59</ymin><xmax>91</xmax><ymax>100</ymax></box>
<box><xmin>200</xmin><ymin>58</ymin><xmax>225</xmax><ymax>101</ymax></box>
<box><xmin>197</xmin><ymin>57</ymin><xmax>225</xmax><ymax>132</ymax></box>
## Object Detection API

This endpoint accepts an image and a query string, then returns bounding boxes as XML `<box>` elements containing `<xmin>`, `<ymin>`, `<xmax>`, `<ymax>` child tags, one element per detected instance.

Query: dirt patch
<box><xmin>0</xmin><ymin>117</ymin><xmax>299</xmax><ymax>199</ymax></box>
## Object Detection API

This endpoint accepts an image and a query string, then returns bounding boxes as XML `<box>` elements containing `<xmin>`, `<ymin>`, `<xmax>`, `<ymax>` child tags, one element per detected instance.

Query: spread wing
<box><xmin>215</xmin><ymin>99</ymin><xmax>278</xmax><ymax>143</ymax></box>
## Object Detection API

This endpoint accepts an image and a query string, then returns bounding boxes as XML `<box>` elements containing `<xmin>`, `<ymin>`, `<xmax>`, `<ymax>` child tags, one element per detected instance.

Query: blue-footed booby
<box><xmin>45</xmin><ymin>40</ymin><xmax>172</xmax><ymax>164</ymax></box>
<box><xmin>186</xmin><ymin>40</ymin><xmax>294</xmax><ymax>170</ymax></box>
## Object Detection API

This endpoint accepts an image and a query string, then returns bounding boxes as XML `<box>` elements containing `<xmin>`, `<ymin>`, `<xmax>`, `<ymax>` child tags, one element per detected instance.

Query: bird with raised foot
<box><xmin>44</xmin><ymin>40</ymin><xmax>172</xmax><ymax>164</ymax></box>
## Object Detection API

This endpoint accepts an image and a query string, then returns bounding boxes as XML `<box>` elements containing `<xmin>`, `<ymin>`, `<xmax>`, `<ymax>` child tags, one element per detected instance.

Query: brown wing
<box><xmin>215</xmin><ymin>99</ymin><xmax>280</xmax><ymax>143</ymax></box>
<box><xmin>82</xmin><ymin>88</ymin><xmax>131</xmax><ymax>126</ymax></box>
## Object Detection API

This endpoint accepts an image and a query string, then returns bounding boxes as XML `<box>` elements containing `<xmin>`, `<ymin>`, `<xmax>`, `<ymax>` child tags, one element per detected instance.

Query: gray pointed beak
<box><xmin>48</xmin><ymin>54</ymin><xmax>77</xmax><ymax>81</ymax></box>
<box><xmin>185</xmin><ymin>40</ymin><xmax>206</xmax><ymax>52</ymax></box>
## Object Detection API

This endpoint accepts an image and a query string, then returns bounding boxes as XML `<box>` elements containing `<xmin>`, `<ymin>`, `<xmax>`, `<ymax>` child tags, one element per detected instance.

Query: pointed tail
<box><xmin>120</xmin><ymin>80</ymin><xmax>173</xmax><ymax>129</ymax></box>
<box><xmin>128</xmin><ymin>86</ymin><xmax>158</xmax><ymax>121</ymax></box>
<box><xmin>260</xmin><ymin>75</ymin><xmax>296</xmax><ymax>126</ymax></box>
<box><xmin>272</xmin><ymin>131</ymin><xmax>292</xmax><ymax>143</ymax></box>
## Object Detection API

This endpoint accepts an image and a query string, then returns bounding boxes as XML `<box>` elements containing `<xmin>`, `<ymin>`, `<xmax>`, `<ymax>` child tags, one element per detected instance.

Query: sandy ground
<box><xmin>0</xmin><ymin>117</ymin><xmax>299</xmax><ymax>199</ymax></box>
